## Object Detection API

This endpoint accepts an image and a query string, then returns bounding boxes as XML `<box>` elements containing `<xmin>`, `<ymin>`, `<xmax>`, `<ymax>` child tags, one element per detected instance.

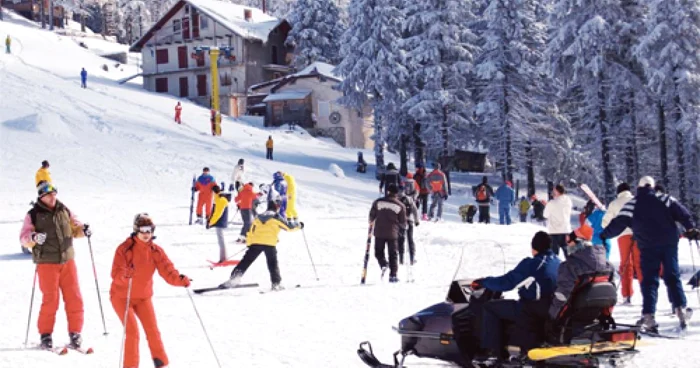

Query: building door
<box><xmin>179</xmin><ymin>77</ymin><xmax>188</xmax><ymax>97</ymax></box>
<box><xmin>197</xmin><ymin>75</ymin><xmax>207</xmax><ymax>97</ymax></box>
<box><xmin>178</xmin><ymin>46</ymin><xmax>188</xmax><ymax>69</ymax></box>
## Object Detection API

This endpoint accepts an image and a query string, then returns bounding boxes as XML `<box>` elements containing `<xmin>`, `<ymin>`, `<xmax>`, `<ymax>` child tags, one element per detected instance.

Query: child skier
<box><xmin>194</xmin><ymin>167</ymin><xmax>217</xmax><ymax>224</ymax></box>
<box><xmin>208</xmin><ymin>185</ymin><xmax>229</xmax><ymax>263</ymax></box>
<box><xmin>234</xmin><ymin>183</ymin><xmax>257</xmax><ymax>243</ymax></box>
<box><xmin>518</xmin><ymin>196</ymin><xmax>531</xmax><ymax>222</ymax></box>
<box><xmin>110</xmin><ymin>214</ymin><xmax>191</xmax><ymax>368</ymax></box>
<box><xmin>219</xmin><ymin>201</ymin><xmax>302</xmax><ymax>291</ymax></box>
<box><xmin>398</xmin><ymin>183</ymin><xmax>420</xmax><ymax>265</ymax></box>
<box><xmin>230</xmin><ymin>159</ymin><xmax>245</xmax><ymax>192</ymax></box>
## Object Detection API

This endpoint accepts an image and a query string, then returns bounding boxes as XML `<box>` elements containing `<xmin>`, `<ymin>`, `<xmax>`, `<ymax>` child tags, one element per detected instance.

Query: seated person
<box><xmin>471</xmin><ymin>231</ymin><xmax>560</xmax><ymax>362</ymax></box>
<box><xmin>531</xmin><ymin>196</ymin><xmax>546</xmax><ymax>222</ymax></box>
<box><xmin>357</xmin><ymin>152</ymin><xmax>367</xmax><ymax>173</ymax></box>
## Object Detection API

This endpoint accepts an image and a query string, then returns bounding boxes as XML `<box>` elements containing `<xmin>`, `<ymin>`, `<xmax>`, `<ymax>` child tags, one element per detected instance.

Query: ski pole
<box><xmin>86</xmin><ymin>232</ymin><xmax>108</xmax><ymax>335</ymax></box>
<box><xmin>119</xmin><ymin>278</ymin><xmax>133</xmax><ymax>368</ymax></box>
<box><xmin>24</xmin><ymin>266</ymin><xmax>38</xmax><ymax>348</ymax></box>
<box><xmin>301</xmin><ymin>228</ymin><xmax>319</xmax><ymax>281</ymax></box>
<box><xmin>186</xmin><ymin>288</ymin><xmax>223</xmax><ymax>368</ymax></box>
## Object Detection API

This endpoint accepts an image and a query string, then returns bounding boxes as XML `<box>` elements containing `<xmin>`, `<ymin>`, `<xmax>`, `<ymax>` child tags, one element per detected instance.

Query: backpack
<box><xmin>476</xmin><ymin>185</ymin><xmax>489</xmax><ymax>202</ymax></box>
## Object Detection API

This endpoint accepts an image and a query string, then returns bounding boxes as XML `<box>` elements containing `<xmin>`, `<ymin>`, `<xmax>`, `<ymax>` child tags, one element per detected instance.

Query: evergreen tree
<box><xmin>285</xmin><ymin>0</ymin><xmax>345</xmax><ymax>70</ymax></box>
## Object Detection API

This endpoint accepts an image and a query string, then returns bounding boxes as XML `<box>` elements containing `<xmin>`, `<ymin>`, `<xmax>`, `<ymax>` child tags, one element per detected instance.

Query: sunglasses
<box><xmin>138</xmin><ymin>226</ymin><xmax>154</xmax><ymax>234</ymax></box>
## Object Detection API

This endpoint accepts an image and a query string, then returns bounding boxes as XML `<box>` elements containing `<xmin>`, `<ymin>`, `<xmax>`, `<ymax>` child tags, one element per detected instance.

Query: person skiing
<box><xmin>602</xmin><ymin>183</ymin><xmax>640</xmax><ymax>304</ymax></box>
<box><xmin>219</xmin><ymin>201</ymin><xmax>303</xmax><ymax>291</ymax></box>
<box><xmin>426</xmin><ymin>163</ymin><xmax>448</xmax><ymax>221</ymax></box>
<box><xmin>19</xmin><ymin>182</ymin><xmax>90</xmax><ymax>350</ymax></box>
<box><xmin>266</xmin><ymin>136</ymin><xmax>274</xmax><ymax>160</ymax></box>
<box><xmin>193</xmin><ymin>167</ymin><xmax>217</xmax><ymax>224</ymax></box>
<box><xmin>80</xmin><ymin>68</ymin><xmax>87</xmax><ymax>88</ymax></box>
<box><xmin>174</xmin><ymin>102</ymin><xmax>182</xmax><ymax>124</ymax></box>
<box><xmin>283</xmin><ymin>172</ymin><xmax>299</xmax><ymax>225</ymax></box>
<box><xmin>495</xmin><ymin>181</ymin><xmax>515</xmax><ymax>225</ymax></box>
<box><xmin>473</xmin><ymin>176</ymin><xmax>494</xmax><ymax>224</ymax></box>
<box><xmin>414</xmin><ymin>165</ymin><xmax>430</xmax><ymax>220</ymax></box>
<box><xmin>379</xmin><ymin>163</ymin><xmax>401</xmax><ymax>196</ymax></box>
<box><xmin>468</xmin><ymin>231</ymin><xmax>560</xmax><ymax>363</ymax></box>
<box><xmin>518</xmin><ymin>196</ymin><xmax>531</xmax><ymax>223</ymax></box>
<box><xmin>5</xmin><ymin>35</ymin><xmax>11</xmax><ymax>54</ymax></box>
<box><xmin>356</xmin><ymin>152</ymin><xmax>367</xmax><ymax>173</ymax></box>
<box><xmin>234</xmin><ymin>183</ymin><xmax>257</xmax><ymax>243</ymax></box>
<box><xmin>543</xmin><ymin>184</ymin><xmax>572</xmax><ymax>258</ymax></box>
<box><xmin>208</xmin><ymin>185</ymin><xmax>229</xmax><ymax>262</ymax></box>
<box><xmin>269</xmin><ymin>172</ymin><xmax>288</xmax><ymax>219</ymax></box>
<box><xmin>369</xmin><ymin>183</ymin><xmax>407</xmax><ymax>283</ymax></box>
<box><xmin>35</xmin><ymin>160</ymin><xmax>52</xmax><ymax>187</ymax></box>
<box><xmin>601</xmin><ymin>176</ymin><xmax>699</xmax><ymax>332</ymax></box>
<box><xmin>230</xmin><ymin>158</ymin><xmax>245</xmax><ymax>192</ymax></box>
<box><xmin>398</xmin><ymin>183</ymin><xmax>420</xmax><ymax>265</ymax></box>
<box><xmin>110</xmin><ymin>213</ymin><xmax>191</xmax><ymax>368</ymax></box>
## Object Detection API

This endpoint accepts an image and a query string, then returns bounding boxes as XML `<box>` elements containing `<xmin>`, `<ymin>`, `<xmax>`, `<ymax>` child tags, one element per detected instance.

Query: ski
<box><xmin>207</xmin><ymin>260</ymin><xmax>240</xmax><ymax>269</ymax></box>
<box><xmin>66</xmin><ymin>345</ymin><xmax>94</xmax><ymax>354</ymax></box>
<box><xmin>360</xmin><ymin>223</ymin><xmax>375</xmax><ymax>284</ymax></box>
<box><xmin>193</xmin><ymin>283</ymin><xmax>259</xmax><ymax>294</ymax></box>
<box><xmin>579</xmin><ymin>184</ymin><xmax>606</xmax><ymax>211</ymax></box>
<box><xmin>259</xmin><ymin>284</ymin><xmax>301</xmax><ymax>294</ymax></box>
<box><xmin>639</xmin><ymin>330</ymin><xmax>682</xmax><ymax>339</ymax></box>
<box><xmin>42</xmin><ymin>346</ymin><xmax>69</xmax><ymax>355</ymax></box>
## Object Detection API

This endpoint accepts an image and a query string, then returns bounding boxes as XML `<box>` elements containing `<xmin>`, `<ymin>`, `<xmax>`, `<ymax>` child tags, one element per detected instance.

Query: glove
<box><xmin>192</xmin><ymin>186</ymin><xmax>197</xmax><ymax>192</ymax></box>
<box><xmin>685</xmin><ymin>228</ymin><xmax>700</xmax><ymax>241</ymax></box>
<box><xmin>299</xmin><ymin>221</ymin><xmax>305</xmax><ymax>230</ymax></box>
<box><xmin>599</xmin><ymin>233</ymin><xmax>607</xmax><ymax>242</ymax></box>
<box><xmin>31</xmin><ymin>232</ymin><xmax>47</xmax><ymax>245</ymax></box>
<box><xmin>179</xmin><ymin>274</ymin><xmax>191</xmax><ymax>287</ymax></box>
<box><xmin>83</xmin><ymin>224</ymin><xmax>92</xmax><ymax>237</ymax></box>
<box><xmin>471</xmin><ymin>279</ymin><xmax>484</xmax><ymax>290</ymax></box>
<box><xmin>443</xmin><ymin>194</ymin><xmax>448</xmax><ymax>201</ymax></box>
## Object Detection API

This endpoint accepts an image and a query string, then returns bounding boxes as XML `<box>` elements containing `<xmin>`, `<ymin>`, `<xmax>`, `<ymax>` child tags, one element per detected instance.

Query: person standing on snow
<box><xmin>473</xmin><ymin>176</ymin><xmax>494</xmax><ymax>224</ymax></box>
<box><xmin>194</xmin><ymin>167</ymin><xmax>217</xmax><ymax>224</ymax></box>
<box><xmin>266</xmin><ymin>136</ymin><xmax>274</xmax><ymax>160</ymax></box>
<box><xmin>531</xmin><ymin>195</ymin><xmax>546</xmax><ymax>224</ymax></box>
<box><xmin>543</xmin><ymin>184</ymin><xmax>572</xmax><ymax>258</ymax></box>
<box><xmin>602</xmin><ymin>183</ymin><xmax>640</xmax><ymax>304</ymax></box>
<box><xmin>234</xmin><ymin>183</ymin><xmax>257</xmax><ymax>243</ymax></box>
<box><xmin>402</xmin><ymin>172</ymin><xmax>419</xmax><ymax>202</ymax></box>
<box><xmin>80</xmin><ymin>68</ymin><xmax>87</xmax><ymax>88</ymax></box>
<box><xmin>110</xmin><ymin>214</ymin><xmax>191</xmax><ymax>368</ymax></box>
<box><xmin>35</xmin><ymin>160</ymin><xmax>52</xmax><ymax>187</ymax></box>
<box><xmin>518</xmin><ymin>196</ymin><xmax>531</xmax><ymax>223</ymax></box>
<box><xmin>414</xmin><ymin>164</ymin><xmax>430</xmax><ymax>220</ymax></box>
<box><xmin>269</xmin><ymin>172</ymin><xmax>288</xmax><ymax>219</ymax></box>
<box><xmin>369</xmin><ymin>183</ymin><xmax>407</xmax><ymax>283</ymax></box>
<box><xmin>495</xmin><ymin>181</ymin><xmax>515</xmax><ymax>225</ymax></box>
<box><xmin>427</xmin><ymin>163</ymin><xmax>448</xmax><ymax>221</ymax></box>
<box><xmin>219</xmin><ymin>201</ymin><xmax>302</xmax><ymax>291</ymax></box>
<box><xmin>230</xmin><ymin>158</ymin><xmax>245</xmax><ymax>192</ymax></box>
<box><xmin>19</xmin><ymin>182</ymin><xmax>90</xmax><ymax>350</ymax></box>
<box><xmin>580</xmin><ymin>200</ymin><xmax>612</xmax><ymax>259</ymax></box>
<box><xmin>601</xmin><ymin>176</ymin><xmax>699</xmax><ymax>332</ymax></box>
<box><xmin>283</xmin><ymin>172</ymin><xmax>299</xmax><ymax>225</ymax></box>
<box><xmin>208</xmin><ymin>185</ymin><xmax>229</xmax><ymax>262</ymax></box>
<box><xmin>6</xmin><ymin>35</ymin><xmax>11</xmax><ymax>54</ymax></box>
<box><xmin>379</xmin><ymin>162</ymin><xmax>401</xmax><ymax>196</ymax></box>
<box><xmin>398</xmin><ymin>183</ymin><xmax>419</xmax><ymax>265</ymax></box>
<box><xmin>174</xmin><ymin>102</ymin><xmax>182</xmax><ymax>124</ymax></box>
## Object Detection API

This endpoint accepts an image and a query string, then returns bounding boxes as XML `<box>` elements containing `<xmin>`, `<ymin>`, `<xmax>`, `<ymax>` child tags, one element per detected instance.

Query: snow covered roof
<box><xmin>249</xmin><ymin>62</ymin><xmax>342</xmax><ymax>92</ymax></box>
<box><xmin>262</xmin><ymin>90</ymin><xmax>312</xmax><ymax>102</ymax></box>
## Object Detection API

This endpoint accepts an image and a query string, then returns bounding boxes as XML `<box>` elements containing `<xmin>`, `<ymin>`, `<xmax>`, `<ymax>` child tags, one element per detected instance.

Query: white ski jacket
<box><xmin>601</xmin><ymin>190</ymin><xmax>634</xmax><ymax>236</ymax></box>
<box><xmin>231</xmin><ymin>165</ymin><xmax>245</xmax><ymax>184</ymax></box>
<box><xmin>543</xmin><ymin>194</ymin><xmax>573</xmax><ymax>234</ymax></box>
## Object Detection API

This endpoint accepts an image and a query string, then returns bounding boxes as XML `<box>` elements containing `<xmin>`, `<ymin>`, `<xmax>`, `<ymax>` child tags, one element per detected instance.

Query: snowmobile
<box><xmin>358</xmin><ymin>274</ymin><xmax>640</xmax><ymax>367</ymax></box>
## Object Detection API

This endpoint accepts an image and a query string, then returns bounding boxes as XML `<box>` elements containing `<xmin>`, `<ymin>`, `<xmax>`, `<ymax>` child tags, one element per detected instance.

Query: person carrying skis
<box><xmin>414</xmin><ymin>165</ymin><xmax>430</xmax><ymax>220</ymax></box>
<box><xmin>369</xmin><ymin>183</ymin><xmax>407</xmax><ymax>283</ymax></box>
<box><xmin>208</xmin><ymin>185</ymin><xmax>229</xmax><ymax>262</ymax></box>
<box><xmin>234</xmin><ymin>183</ymin><xmax>257</xmax><ymax>243</ymax></box>
<box><xmin>398</xmin><ymin>183</ymin><xmax>420</xmax><ymax>265</ymax></box>
<box><xmin>473</xmin><ymin>176</ymin><xmax>494</xmax><ymax>224</ymax></box>
<box><xmin>19</xmin><ymin>182</ymin><xmax>90</xmax><ymax>350</ymax></box>
<box><xmin>601</xmin><ymin>176</ymin><xmax>699</xmax><ymax>332</ymax></box>
<box><xmin>426</xmin><ymin>163</ymin><xmax>448</xmax><ymax>221</ymax></box>
<box><xmin>518</xmin><ymin>196</ymin><xmax>531</xmax><ymax>223</ymax></box>
<box><xmin>35</xmin><ymin>160</ymin><xmax>52</xmax><ymax>187</ymax></box>
<box><xmin>194</xmin><ymin>167</ymin><xmax>217</xmax><ymax>224</ymax></box>
<box><xmin>110</xmin><ymin>213</ymin><xmax>191</xmax><ymax>368</ymax></box>
<box><xmin>580</xmin><ymin>200</ymin><xmax>612</xmax><ymax>259</ymax></box>
<box><xmin>543</xmin><ymin>184</ymin><xmax>572</xmax><ymax>258</ymax></box>
<box><xmin>379</xmin><ymin>162</ymin><xmax>401</xmax><ymax>196</ymax></box>
<box><xmin>283</xmin><ymin>172</ymin><xmax>299</xmax><ymax>225</ymax></box>
<box><xmin>174</xmin><ymin>102</ymin><xmax>182</xmax><ymax>124</ymax></box>
<box><xmin>266</xmin><ymin>136</ymin><xmax>274</xmax><ymax>160</ymax></box>
<box><xmin>495</xmin><ymin>181</ymin><xmax>515</xmax><ymax>225</ymax></box>
<box><xmin>219</xmin><ymin>201</ymin><xmax>303</xmax><ymax>291</ymax></box>
<box><xmin>80</xmin><ymin>68</ymin><xmax>87</xmax><ymax>88</ymax></box>
<box><xmin>602</xmin><ymin>183</ymin><xmax>639</xmax><ymax>304</ymax></box>
<box><xmin>5</xmin><ymin>35</ymin><xmax>10</xmax><ymax>54</ymax></box>
<box><xmin>230</xmin><ymin>158</ymin><xmax>245</xmax><ymax>192</ymax></box>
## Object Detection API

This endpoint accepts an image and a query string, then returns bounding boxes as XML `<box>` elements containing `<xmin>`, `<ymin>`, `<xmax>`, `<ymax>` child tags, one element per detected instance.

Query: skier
<box><xmin>283</xmin><ymin>172</ymin><xmax>299</xmax><ymax>224</ymax></box>
<box><xmin>230</xmin><ymin>158</ymin><xmax>245</xmax><ymax>192</ymax></box>
<box><xmin>234</xmin><ymin>183</ymin><xmax>257</xmax><ymax>243</ymax></box>
<box><xmin>19</xmin><ymin>182</ymin><xmax>90</xmax><ymax>350</ymax></box>
<box><xmin>601</xmin><ymin>176</ymin><xmax>699</xmax><ymax>332</ymax></box>
<box><xmin>266</xmin><ymin>136</ymin><xmax>274</xmax><ymax>160</ymax></box>
<box><xmin>174</xmin><ymin>102</ymin><xmax>182</xmax><ymax>124</ymax></box>
<box><xmin>543</xmin><ymin>184</ymin><xmax>572</xmax><ymax>258</ymax></box>
<box><xmin>356</xmin><ymin>152</ymin><xmax>367</xmax><ymax>173</ymax></box>
<box><xmin>379</xmin><ymin>162</ymin><xmax>401</xmax><ymax>196</ymax></box>
<box><xmin>468</xmin><ymin>231</ymin><xmax>560</xmax><ymax>363</ymax></box>
<box><xmin>473</xmin><ymin>176</ymin><xmax>494</xmax><ymax>224</ymax></box>
<box><xmin>518</xmin><ymin>196</ymin><xmax>531</xmax><ymax>223</ymax></box>
<box><xmin>193</xmin><ymin>167</ymin><xmax>217</xmax><ymax>224</ymax></box>
<box><xmin>110</xmin><ymin>213</ymin><xmax>191</xmax><ymax>368</ymax></box>
<box><xmin>269</xmin><ymin>172</ymin><xmax>288</xmax><ymax>219</ymax></box>
<box><xmin>602</xmin><ymin>183</ymin><xmax>639</xmax><ymax>304</ymax></box>
<box><xmin>35</xmin><ymin>160</ymin><xmax>52</xmax><ymax>187</ymax></box>
<box><xmin>495</xmin><ymin>181</ymin><xmax>515</xmax><ymax>225</ymax></box>
<box><xmin>427</xmin><ymin>163</ymin><xmax>448</xmax><ymax>221</ymax></box>
<box><xmin>208</xmin><ymin>185</ymin><xmax>229</xmax><ymax>263</ymax></box>
<box><xmin>80</xmin><ymin>68</ymin><xmax>87</xmax><ymax>88</ymax></box>
<box><xmin>369</xmin><ymin>183</ymin><xmax>407</xmax><ymax>283</ymax></box>
<box><xmin>580</xmin><ymin>200</ymin><xmax>612</xmax><ymax>259</ymax></box>
<box><xmin>219</xmin><ymin>200</ymin><xmax>303</xmax><ymax>291</ymax></box>
<box><xmin>414</xmin><ymin>165</ymin><xmax>430</xmax><ymax>220</ymax></box>
<box><xmin>398</xmin><ymin>183</ymin><xmax>420</xmax><ymax>265</ymax></box>
<box><xmin>5</xmin><ymin>35</ymin><xmax>10</xmax><ymax>54</ymax></box>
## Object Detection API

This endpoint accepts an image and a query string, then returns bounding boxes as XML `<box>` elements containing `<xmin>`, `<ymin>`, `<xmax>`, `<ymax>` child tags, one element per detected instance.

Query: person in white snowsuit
<box><xmin>543</xmin><ymin>184</ymin><xmax>573</xmax><ymax>258</ymax></box>
<box><xmin>230</xmin><ymin>159</ymin><xmax>245</xmax><ymax>192</ymax></box>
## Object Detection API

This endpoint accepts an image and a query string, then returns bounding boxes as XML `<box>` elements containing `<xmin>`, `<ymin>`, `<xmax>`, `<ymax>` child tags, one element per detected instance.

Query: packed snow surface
<box><xmin>1</xmin><ymin>9</ymin><xmax>700</xmax><ymax>368</ymax></box>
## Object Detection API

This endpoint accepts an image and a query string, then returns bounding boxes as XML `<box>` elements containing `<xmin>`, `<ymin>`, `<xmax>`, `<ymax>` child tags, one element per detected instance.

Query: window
<box><xmin>173</xmin><ymin>19</ymin><xmax>181</xmax><ymax>33</ymax></box>
<box><xmin>155</xmin><ymin>77</ymin><xmax>168</xmax><ymax>93</ymax></box>
<box><xmin>156</xmin><ymin>49</ymin><xmax>169</xmax><ymax>64</ymax></box>
<box><xmin>200</xmin><ymin>15</ymin><xmax>209</xmax><ymax>29</ymax></box>
<box><xmin>185</xmin><ymin>5</ymin><xmax>189</xmax><ymax>13</ymax></box>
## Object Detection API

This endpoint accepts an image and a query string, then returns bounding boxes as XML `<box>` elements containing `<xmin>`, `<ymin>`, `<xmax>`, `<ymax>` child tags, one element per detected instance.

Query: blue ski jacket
<box><xmin>495</xmin><ymin>185</ymin><xmax>515</xmax><ymax>208</ymax></box>
<box><xmin>481</xmin><ymin>250</ymin><xmax>560</xmax><ymax>302</ymax></box>
<box><xmin>585</xmin><ymin>209</ymin><xmax>611</xmax><ymax>248</ymax></box>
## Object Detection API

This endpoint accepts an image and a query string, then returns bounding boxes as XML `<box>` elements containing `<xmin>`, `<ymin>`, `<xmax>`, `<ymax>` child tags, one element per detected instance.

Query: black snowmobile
<box><xmin>358</xmin><ymin>274</ymin><xmax>640</xmax><ymax>367</ymax></box>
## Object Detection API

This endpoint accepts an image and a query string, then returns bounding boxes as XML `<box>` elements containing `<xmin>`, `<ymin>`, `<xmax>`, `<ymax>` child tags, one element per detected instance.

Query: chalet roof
<box><xmin>249</xmin><ymin>62</ymin><xmax>342</xmax><ymax>92</ymax></box>
<box><xmin>262</xmin><ymin>89</ymin><xmax>312</xmax><ymax>102</ymax></box>
<box><xmin>130</xmin><ymin>0</ymin><xmax>286</xmax><ymax>52</ymax></box>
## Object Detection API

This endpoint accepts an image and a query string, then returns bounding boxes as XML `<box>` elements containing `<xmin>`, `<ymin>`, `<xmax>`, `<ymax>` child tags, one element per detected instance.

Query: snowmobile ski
<box><xmin>193</xmin><ymin>283</ymin><xmax>259</xmax><ymax>294</ymax></box>
<box><xmin>207</xmin><ymin>259</ymin><xmax>240</xmax><ymax>269</ymax></box>
<box><xmin>527</xmin><ymin>339</ymin><xmax>637</xmax><ymax>361</ymax></box>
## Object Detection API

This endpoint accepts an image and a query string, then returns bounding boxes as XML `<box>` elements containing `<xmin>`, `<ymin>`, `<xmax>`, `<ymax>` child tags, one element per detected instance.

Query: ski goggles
<box><xmin>37</xmin><ymin>183</ymin><xmax>58</xmax><ymax>197</ymax></box>
<box><xmin>137</xmin><ymin>226</ymin><xmax>154</xmax><ymax>234</ymax></box>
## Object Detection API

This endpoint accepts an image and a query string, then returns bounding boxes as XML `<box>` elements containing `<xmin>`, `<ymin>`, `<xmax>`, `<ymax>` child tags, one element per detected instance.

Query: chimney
<box><xmin>262</xmin><ymin>0</ymin><xmax>266</xmax><ymax>14</ymax></box>
<box><xmin>244</xmin><ymin>8</ymin><xmax>252</xmax><ymax>21</ymax></box>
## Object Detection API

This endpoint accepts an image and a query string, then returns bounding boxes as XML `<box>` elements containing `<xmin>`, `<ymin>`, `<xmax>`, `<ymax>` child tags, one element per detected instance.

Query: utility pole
<box><xmin>193</xmin><ymin>46</ymin><xmax>235</xmax><ymax>136</ymax></box>
<box><xmin>48</xmin><ymin>0</ymin><xmax>54</xmax><ymax>30</ymax></box>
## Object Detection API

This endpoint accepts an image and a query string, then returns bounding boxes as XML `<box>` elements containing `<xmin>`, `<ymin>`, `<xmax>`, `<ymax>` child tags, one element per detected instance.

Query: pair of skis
<box><xmin>39</xmin><ymin>344</ymin><xmax>94</xmax><ymax>355</ymax></box>
<box><xmin>361</xmin><ymin>222</ymin><xmax>415</xmax><ymax>284</ymax></box>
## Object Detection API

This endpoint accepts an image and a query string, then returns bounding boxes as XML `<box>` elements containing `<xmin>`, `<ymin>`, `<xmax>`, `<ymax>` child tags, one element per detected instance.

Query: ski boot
<box><xmin>195</xmin><ymin>216</ymin><xmax>203</xmax><ymax>225</ymax></box>
<box><xmin>68</xmin><ymin>332</ymin><xmax>82</xmax><ymax>349</ymax></box>
<box><xmin>271</xmin><ymin>283</ymin><xmax>285</xmax><ymax>291</ymax></box>
<box><xmin>422</xmin><ymin>214</ymin><xmax>428</xmax><ymax>221</ymax></box>
<box><xmin>40</xmin><ymin>334</ymin><xmax>53</xmax><ymax>349</ymax></box>
<box><xmin>676</xmin><ymin>307</ymin><xmax>693</xmax><ymax>330</ymax></box>
<box><xmin>410</xmin><ymin>258</ymin><xmax>417</xmax><ymax>266</ymax></box>
<box><xmin>381</xmin><ymin>266</ymin><xmax>388</xmax><ymax>279</ymax></box>
<box><xmin>389</xmin><ymin>276</ymin><xmax>399</xmax><ymax>283</ymax></box>
<box><xmin>154</xmin><ymin>358</ymin><xmax>167</xmax><ymax>367</ymax></box>
<box><xmin>219</xmin><ymin>273</ymin><xmax>242</xmax><ymax>288</ymax></box>
<box><xmin>621</xmin><ymin>296</ymin><xmax>632</xmax><ymax>306</ymax></box>
<box><xmin>637</xmin><ymin>314</ymin><xmax>659</xmax><ymax>334</ymax></box>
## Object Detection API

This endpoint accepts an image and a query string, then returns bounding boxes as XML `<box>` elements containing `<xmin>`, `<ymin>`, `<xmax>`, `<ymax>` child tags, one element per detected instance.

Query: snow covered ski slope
<box><xmin>1</xmin><ymin>9</ymin><xmax>700</xmax><ymax>368</ymax></box>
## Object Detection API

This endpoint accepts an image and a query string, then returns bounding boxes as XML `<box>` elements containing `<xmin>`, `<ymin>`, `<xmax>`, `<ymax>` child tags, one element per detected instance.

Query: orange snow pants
<box><xmin>37</xmin><ymin>260</ymin><xmax>84</xmax><ymax>334</ymax></box>
<box><xmin>618</xmin><ymin>235</ymin><xmax>642</xmax><ymax>298</ymax></box>
<box><xmin>196</xmin><ymin>192</ymin><xmax>213</xmax><ymax>218</ymax></box>
<box><xmin>111</xmin><ymin>297</ymin><xmax>168</xmax><ymax>368</ymax></box>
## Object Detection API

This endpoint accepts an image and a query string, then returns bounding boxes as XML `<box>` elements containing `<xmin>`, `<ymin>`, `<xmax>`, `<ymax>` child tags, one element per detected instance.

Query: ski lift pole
<box><xmin>209</xmin><ymin>48</ymin><xmax>221</xmax><ymax>136</ymax></box>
